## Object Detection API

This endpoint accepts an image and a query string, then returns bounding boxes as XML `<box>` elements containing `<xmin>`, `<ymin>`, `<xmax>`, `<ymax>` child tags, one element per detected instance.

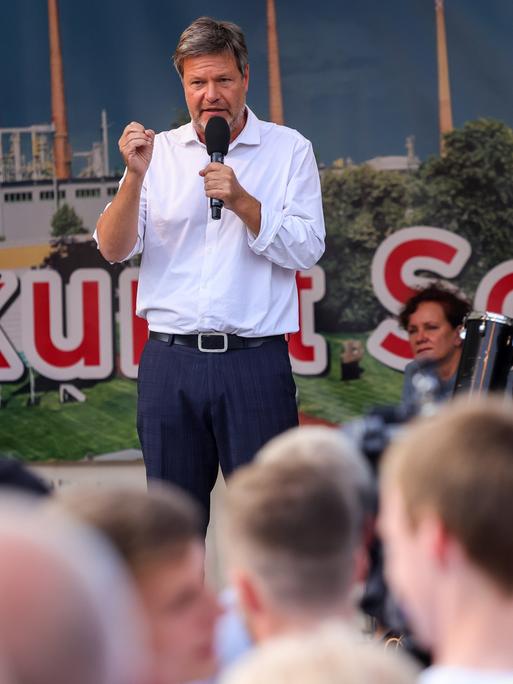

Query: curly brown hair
<box><xmin>398</xmin><ymin>283</ymin><xmax>471</xmax><ymax>330</ymax></box>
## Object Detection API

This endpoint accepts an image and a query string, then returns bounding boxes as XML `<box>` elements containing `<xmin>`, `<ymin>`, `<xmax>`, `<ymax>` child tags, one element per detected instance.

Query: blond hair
<box><xmin>224</xmin><ymin>427</ymin><xmax>372</xmax><ymax>614</ymax></box>
<box><xmin>381</xmin><ymin>396</ymin><xmax>513</xmax><ymax>592</ymax></box>
<box><xmin>221</xmin><ymin>623</ymin><xmax>417</xmax><ymax>684</ymax></box>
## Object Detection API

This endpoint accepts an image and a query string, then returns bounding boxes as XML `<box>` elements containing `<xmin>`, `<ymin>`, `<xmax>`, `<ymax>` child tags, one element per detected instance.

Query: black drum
<box><xmin>454</xmin><ymin>311</ymin><xmax>513</xmax><ymax>395</ymax></box>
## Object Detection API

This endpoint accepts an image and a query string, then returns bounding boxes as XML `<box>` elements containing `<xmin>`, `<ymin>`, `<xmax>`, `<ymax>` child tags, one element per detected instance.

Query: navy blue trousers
<box><xmin>137</xmin><ymin>336</ymin><xmax>298</xmax><ymax>525</ymax></box>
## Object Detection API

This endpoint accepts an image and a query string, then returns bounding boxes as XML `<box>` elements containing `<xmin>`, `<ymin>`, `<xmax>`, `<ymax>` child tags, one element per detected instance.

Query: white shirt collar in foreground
<box><xmin>419</xmin><ymin>665</ymin><xmax>513</xmax><ymax>684</ymax></box>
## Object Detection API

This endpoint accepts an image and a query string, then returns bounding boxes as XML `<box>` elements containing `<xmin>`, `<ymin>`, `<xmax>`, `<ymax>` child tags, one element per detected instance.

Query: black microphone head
<box><xmin>205</xmin><ymin>116</ymin><xmax>230</xmax><ymax>156</ymax></box>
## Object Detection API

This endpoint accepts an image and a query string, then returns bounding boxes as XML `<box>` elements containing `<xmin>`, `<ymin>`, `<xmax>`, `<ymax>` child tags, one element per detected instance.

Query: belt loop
<box><xmin>166</xmin><ymin>334</ymin><xmax>174</xmax><ymax>346</ymax></box>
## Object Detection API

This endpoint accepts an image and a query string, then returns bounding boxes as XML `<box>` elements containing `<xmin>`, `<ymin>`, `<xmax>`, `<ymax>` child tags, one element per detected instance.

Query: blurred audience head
<box><xmin>60</xmin><ymin>483</ymin><xmax>220</xmax><ymax>684</ymax></box>
<box><xmin>0</xmin><ymin>458</ymin><xmax>51</xmax><ymax>496</ymax></box>
<box><xmin>0</xmin><ymin>494</ymin><xmax>148</xmax><ymax>684</ymax></box>
<box><xmin>220</xmin><ymin>622</ymin><xmax>418</xmax><ymax>684</ymax></box>
<box><xmin>379</xmin><ymin>397</ymin><xmax>513</xmax><ymax>652</ymax></box>
<box><xmin>223</xmin><ymin>426</ymin><xmax>373</xmax><ymax>642</ymax></box>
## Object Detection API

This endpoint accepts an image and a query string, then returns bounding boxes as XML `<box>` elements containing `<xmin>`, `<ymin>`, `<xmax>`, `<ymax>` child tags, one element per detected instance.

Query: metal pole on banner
<box><xmin>28</xmin><ymin>366</ymin><xmax>36</xmax><ymax>407</ymax></box>
<box><xmin>267</xmin><ymin>0</ymin><xmax>284</xmax><ymax>125</ymax></box>
<box><xmin>435</xmin><ymin>0</ymin><xmax>453</xmax><ymax>154</ymax></box>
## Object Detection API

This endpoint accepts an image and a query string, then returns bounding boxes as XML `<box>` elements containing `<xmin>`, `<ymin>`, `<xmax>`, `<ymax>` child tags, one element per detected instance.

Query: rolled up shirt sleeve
<box><xmin>124</xmin><ymin>177</ymin><xmax>146</xmax><ymax>260</ymax></box>
<box><xmin>246</xmin><ymin>139</ymin><xmax>325</xmax><ymax>270</ymax></box>
<box><xmin>93</xmin><ymin>169</ymin><xmax>146</xmax><ymax>262</ymax></box>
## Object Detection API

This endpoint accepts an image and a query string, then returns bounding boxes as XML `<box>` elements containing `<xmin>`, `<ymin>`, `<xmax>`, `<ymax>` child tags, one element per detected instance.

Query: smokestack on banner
<box><xmin>267</xmin><ymin>0</ymin><xmax>284</xmax><ymax>125</ymax></box>
<box><xmin>435</xmin><ymin>0</ymin><xmax>453</xmax><ymax>155</ymax></box>
<box><xmin>48</xmin><ymin>0</ymin><xmax>71</xmax><ymax>179</ymax></box>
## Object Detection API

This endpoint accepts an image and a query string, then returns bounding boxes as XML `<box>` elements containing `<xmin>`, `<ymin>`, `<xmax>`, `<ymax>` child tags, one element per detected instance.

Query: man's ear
<box><xmin>353</xmin><ymin>543</ymin><xmax>370</xmax><ymax>584</ymax></box>
<box><xmin>353</xmin><ymin>515</ymin><xmax>375</xmax><ymax>583</ymax></box>
<box><xmin>232</xmin><ymin>569</ymin><xmax>263</xmax><ymax>615</ymax></box>
<box><xmin>421</xmin><ymin>513</ymin><xmax>452</xmax><ymax>568</ymax></box>
<box><xmin>431</xmin><ymin>516</ymin><xmax>469</xmax><ymax>574</ymax></box>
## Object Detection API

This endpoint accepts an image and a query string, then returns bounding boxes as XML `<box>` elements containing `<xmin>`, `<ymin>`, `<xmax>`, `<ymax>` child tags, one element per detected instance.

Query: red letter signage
<box><xmin>367</xmin><ymin>227</ymin><xmax>471</xmax><ymax>370</ymax></box>
<box><xmin>21</xmin><ymin>269</ymin><xmax>113</xmax><ymax>380</ymax></box>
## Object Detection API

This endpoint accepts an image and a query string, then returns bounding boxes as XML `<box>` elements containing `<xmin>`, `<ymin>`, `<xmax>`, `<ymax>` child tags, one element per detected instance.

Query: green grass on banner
<box><xmin>1</xmin><ymin>378</ymin><xmax>139</xmax><ymax>461</ymax></box>
<box><xmin>294</xmin><ymin>333</ymin><xmax>403</xmax><ymax>424</ymax></box>
<box><xmin>0</xmin><ymin>332</ymin><xmax>404</xmax><ymax>460</ymax></box>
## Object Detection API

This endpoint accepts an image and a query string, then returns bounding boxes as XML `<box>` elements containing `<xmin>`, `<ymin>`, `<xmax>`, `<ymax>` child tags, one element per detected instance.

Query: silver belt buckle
<box><xmin>198</xmin><ymin>332</ymin><xmax>228</xmax><ymax>353</ymax></box>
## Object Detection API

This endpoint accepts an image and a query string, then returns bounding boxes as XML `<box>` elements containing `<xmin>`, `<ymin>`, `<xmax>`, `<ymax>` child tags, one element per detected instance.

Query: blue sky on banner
<box><xmin>2</xmin><ymin>0</ymin><xmax>513</xmax><ymax>168</ymax></box>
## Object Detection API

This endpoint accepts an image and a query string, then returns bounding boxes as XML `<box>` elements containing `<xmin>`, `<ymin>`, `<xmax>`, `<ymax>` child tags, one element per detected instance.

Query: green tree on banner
<box><xmin>51</xmin><ymin>203</ymin><xmax>88</xmax><ymax>237</ymax></box>
<box><xmin>410</xmin><ymin>118</ymin><xmax>513</xmax><ymax>292</ymax></box>
<box><xmin>318</xmin><ymin>164</ymin><xmax>412</xmax><ymax>332</ymax></box>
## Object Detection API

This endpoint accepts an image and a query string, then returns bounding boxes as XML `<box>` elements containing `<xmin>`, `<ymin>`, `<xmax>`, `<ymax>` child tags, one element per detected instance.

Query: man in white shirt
<box><xmin>378</xmin><ymin>397</ymin><xmax>513</xmax><ymax>684</ymax></box>
<box><xmin>95</xmin><ymin>17</ymin><xmax>325</xmax><ymax>524</ymax></box>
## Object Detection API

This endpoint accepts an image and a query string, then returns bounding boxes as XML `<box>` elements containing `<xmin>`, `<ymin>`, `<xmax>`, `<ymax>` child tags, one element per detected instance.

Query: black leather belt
<box><xmin>149</xmin><ymin>330</ymin><xmax>283</xmax><ymax>352</ymax></box>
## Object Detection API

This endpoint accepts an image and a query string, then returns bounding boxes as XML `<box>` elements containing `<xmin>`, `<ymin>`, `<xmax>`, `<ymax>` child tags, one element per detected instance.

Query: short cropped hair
<box><xmin>398</xmin><ymin>283</ymin><xmax>471</xmax><ymax>330</ymax></box>
<box><xmin>221</xmin><ymin>623</ymin><xmax>418</xmax><ymax>684</ymax></box>
<box><xmin>224</xmin><ymin>427</ymin><xmax>372</xmax><ymax>614</ymax></box>
<box><xmin>258</xmin><ymin>426</ymin><xmax>375</xmax><ymax>533</ymax></box>
<box><xmin>381</xmin><ymin>397</ymin><xmax>513</xmax><ymax>593</ymax></box>
<box><xmin>173</xmin><ymin>16</ymin><xmax>249</xmax><ymax>78</ymax></box>
<box><xmin>60</xmin><ymin>484</ymin><xmax>203</xmax><ymax>575</ymax></box>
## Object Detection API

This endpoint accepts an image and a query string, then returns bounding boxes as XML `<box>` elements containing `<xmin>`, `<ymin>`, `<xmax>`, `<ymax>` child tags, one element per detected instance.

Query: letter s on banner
<box><xmin>474</xmin><ymin>260</ymin><xmax>513</xmax><ymax>318</ymax></box>
<box><xmin>367</xmin><ymin>227</ymin><xmax>471</xmax><ymax>370</ymax></box>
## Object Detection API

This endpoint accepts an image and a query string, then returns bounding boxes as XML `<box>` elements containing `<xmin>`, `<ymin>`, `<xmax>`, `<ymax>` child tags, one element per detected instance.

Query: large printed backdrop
<box><xmin>2</xmin><ymin>2</ymin><xmax>513</xmax><ymax>460</ymax></box>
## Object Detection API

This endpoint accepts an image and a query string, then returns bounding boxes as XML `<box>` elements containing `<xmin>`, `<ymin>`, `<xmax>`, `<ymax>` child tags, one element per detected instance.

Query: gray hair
<box><xmin>173</xmin><ymin>16</ymin><xmax>249</xmax><ymax>78</ymax></box>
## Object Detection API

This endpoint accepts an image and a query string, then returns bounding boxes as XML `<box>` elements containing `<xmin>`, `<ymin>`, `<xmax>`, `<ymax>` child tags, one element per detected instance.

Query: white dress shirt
<box><xmin>111</xmin><ymin>107</ymin><xmax>325</xmax><ymax>336</ymax></box>
<box><xmin>419</xmin><ymin>666</ymin><xmax>513</xmax><ymax>684</ymax></box>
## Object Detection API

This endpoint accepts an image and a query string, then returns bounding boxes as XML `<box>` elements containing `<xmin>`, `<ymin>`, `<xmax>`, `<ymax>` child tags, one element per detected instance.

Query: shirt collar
<box><xmin>173</xmin><ymin>106</ymin><xmax>261</xmax><ymax>148</ymax></box>
<box><xmin>230</xmin><ymin>107</ymin><xmax>261</xmax><ymax>148</ymax></box>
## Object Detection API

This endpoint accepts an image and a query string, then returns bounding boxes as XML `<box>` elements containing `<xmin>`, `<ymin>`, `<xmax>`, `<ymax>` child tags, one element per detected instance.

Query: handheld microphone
<box><xmin>205</xmin><ymin>116</ymin><xmax>230</xmax><ymax>220</ymax></box>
